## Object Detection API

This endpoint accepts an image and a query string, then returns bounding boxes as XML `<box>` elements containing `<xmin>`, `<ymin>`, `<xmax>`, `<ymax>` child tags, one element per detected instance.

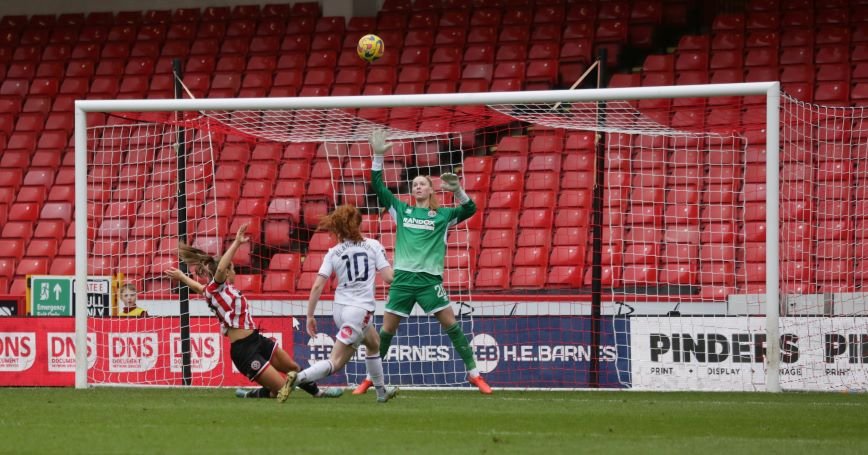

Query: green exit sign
<box><xmin>29</xmin><ymin>276</ymin><xmax>113</xmax><ymax>317</ymax></box>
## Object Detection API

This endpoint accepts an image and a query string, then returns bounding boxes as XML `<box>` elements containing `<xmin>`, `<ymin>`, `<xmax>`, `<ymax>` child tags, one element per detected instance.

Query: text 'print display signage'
<box><xmin>631</xmin><ymin>317</ymin><xmax>868</xmax><ymax>391</ymax></box>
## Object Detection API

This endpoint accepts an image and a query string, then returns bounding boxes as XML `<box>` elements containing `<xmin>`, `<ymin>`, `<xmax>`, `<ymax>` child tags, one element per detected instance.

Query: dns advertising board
<box><xmin>0</xmin><ymin>317</ymin><xmax>293</xmax><ymax>387</ymax></box>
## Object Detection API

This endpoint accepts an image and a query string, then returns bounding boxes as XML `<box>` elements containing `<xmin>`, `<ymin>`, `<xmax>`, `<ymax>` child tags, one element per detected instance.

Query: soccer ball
<box><xmin>357</xmin><ymin>34</ymin><xmax>385</xmax><ymax>63</ymax></box>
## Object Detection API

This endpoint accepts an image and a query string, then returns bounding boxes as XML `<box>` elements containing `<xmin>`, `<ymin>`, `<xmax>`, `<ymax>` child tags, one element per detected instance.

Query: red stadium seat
<box><xmin>234</xmin><ymin>275</ymin><xmax>262</xmax><ymax>293</ymax></box>
<box><xmin>488</xmin><ymin>191</ymin><xmax>522</xmax><ymax>210</ymax></box>
<box><xmin>26</xmin><ymin>239</ymin><xmax>58</xmax><ymax>259</ymax></box>
<box><xmin>513</xmin><ymin>246</ymin><xmax>547</xmax><ymax>267</ymax></box>
<box><xmin>8</xmin><ymin>202</ymin><xmax>40</xmax><ymax>222</ymax></box>
<box><xmin>268</xmin><ymin>253</ymin><xmax>302</xmax><ymax>274</ymax></box>
<box><xmin>0</xmin><ymin>258</ymin><xmax>14</xmax><ymax>280</ymax></box>
<box><xmin>491</xmin><ymin>173</ymin><xmax>523</xmax><ymax>192</ymax></box>
<box><xmin>524</xmin><ymin>191</ymin><xmax>555</xmax><ymax>208</ymax></box>
<box><xmin>34</xmin><ymin>220</ymin><xmax>66</xmax><ymax>242</ymax></box>
<box><xmin>16</xmin><ymin>257</ymin><xmax>49</xmax><ymax>276</ymax></box>
<box><xmin>546</xmin><ymin>266</ymin><xmax>584</xmax><ymax>287</ymax></box>
<box><xmin>554</xmin><ymin>208</ymin><xmax>588</xmax><ymax>228</ymax></box>
<box><xmin>302</xmin><ymin>199</ymin><xmax>331</xmax><ymax>227</ymax></box>
<box><xmin>553</xmin><ymin>227</ymin><xmax>587</xmax><ymax>247</ymax></box>
<box><xmin>471</xmin><ymin>8</ymin><xmax>501</xmax><ymax>26</ymax></box>
<box><xmin>462</xmin><ymin>156</ymin><xmax>493</xmax><ymax>174</ymax></box>
<box><xmin>659</xmin><ymin>263</ymin><xmax>698</xmax><ymax>285</ymax></box>
<box><xmin>510</xmin><ymin>266</ymin><xmax>545</xmax><ymax>288</ymax></box>
<box><xmin>309</xmin><ymin>232</ymin><xmax>336</xmax><ymax>252</ymax></box>
<box><xmin>698</xmin><ymin>262</ymin><xmax>736</xmax><ymax>285</ymax></box>
<box><xmin>550</xmin><ymin>246</ymin><xmax>585</xmax><ymax>267</ymax></box>
<box><xmin>48</xmin><ymin>256</ymin><xmax>75</xmax><ymax>275</ymax></box>
<box><xmin>264</xmin><ymin>272</ymin><xmax>296</xmax><ymax>293</ymax></box>
<box><xmin>622</xmin><ymin>265</ymin><xmax>658</xmax><ymax>285</ymax></box>
<box><xmin>484</xmin><ymin>209</ymin><xmax>519</xmax><ymax>230</ymax></box>
<box><xmin>0</xmin><ymin>239</ymin><xmax>25</xmax><ymax>261</ymax></box>
<box><xmin>475</xmin><ymin>267</ymin><xmax>509</xmax><ymax>289</ymax></box>
<box><xmin>266</xmin><ymin>198</ymin><xmax>301</xmax><ymax>224</ymax></box>
<box><xmin>443</xmin><ymin>268</ymin><xmax>472</xmax><ymax>291</ymax></box>
<box><xmin>518</xmin><ymin>209</ymin><xmax>553</xmax><ymax>229</ymax></box>
<box><xmin>302</xmin><ymin>252</ymin><xmax>327</xmax><ymax>273</ymax></box>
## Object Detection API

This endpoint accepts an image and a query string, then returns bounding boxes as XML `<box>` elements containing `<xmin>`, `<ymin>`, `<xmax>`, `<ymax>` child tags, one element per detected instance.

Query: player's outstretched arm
<box><xmin>165</xmin><ymin>268</ymin><xmax>205</xmax><ymax>295</ymax></box>
<box><xmin>214</xmin><ymin>223</ymin><xmax>249</xmax><ymax>283</ymax></box>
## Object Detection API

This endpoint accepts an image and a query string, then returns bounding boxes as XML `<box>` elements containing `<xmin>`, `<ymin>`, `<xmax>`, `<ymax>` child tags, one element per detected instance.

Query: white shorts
<box><xmin>333</xmin><ymin>303</ymin><xmax>374</xmax><ymax>349</ymax></box>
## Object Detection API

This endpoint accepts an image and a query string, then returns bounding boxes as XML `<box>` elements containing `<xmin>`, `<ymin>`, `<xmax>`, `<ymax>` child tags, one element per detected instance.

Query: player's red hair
<box><xmin>318</xmin><ymin>204</ymin><xmax>364</xmax><ymax>243</ymax></box>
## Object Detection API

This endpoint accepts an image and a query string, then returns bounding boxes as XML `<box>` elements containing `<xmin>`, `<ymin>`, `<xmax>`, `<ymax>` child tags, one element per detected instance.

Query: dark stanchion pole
<box><xmin>589</xmin><ymin>49</ymin><xmax>608</xmax><ymax>388</ymax></box>
<box><xmin>173</xmin><ymin>59</ymin><xmax>192</xmax><ymax>386</ymax></box>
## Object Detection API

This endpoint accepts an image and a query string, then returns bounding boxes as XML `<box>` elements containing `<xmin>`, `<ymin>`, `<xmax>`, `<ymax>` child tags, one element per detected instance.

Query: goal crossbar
<box><xmin>74</xmin><ymin>83</ymin><xmax>778</xmax><ymax>113</ymax></box>
<box><xmin>73</xmin><ymin>82</ymin><xmax>783</xmax><ymax>390</ymax></box>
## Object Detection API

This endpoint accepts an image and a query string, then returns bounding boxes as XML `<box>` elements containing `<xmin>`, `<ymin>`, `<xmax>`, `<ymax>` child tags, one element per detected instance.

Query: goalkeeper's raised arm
<box><xmin>369</xmin><ymin>129</ymin><xmax>400</xmax><ymax>211</ymax></box>
<box><xmin>440</xmin><ymin>171</ymin><xmax>477</xmax><ymax>222</ymax></box>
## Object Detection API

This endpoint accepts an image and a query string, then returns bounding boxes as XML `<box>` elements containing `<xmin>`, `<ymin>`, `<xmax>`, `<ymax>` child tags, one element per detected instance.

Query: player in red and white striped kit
<box><xmin>165</xmin><ymin>223</ymin><xmax>340</xmax><ymax>400</ymax></box>
<box><xmin>279</xmin><ymin>205</ymin><xmax>398</xmax><ymax>403</ymax></box>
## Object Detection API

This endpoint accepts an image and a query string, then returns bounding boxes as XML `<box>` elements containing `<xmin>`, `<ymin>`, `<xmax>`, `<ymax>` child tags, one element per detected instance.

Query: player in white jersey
<box><xmin>280</xmin><ymin>205</ymin><xmax>399</xmax><ymax>403</ymax></box>
<box><xmin>165</xmin><ymin>224</ymin><xmax>340</xmax><ymax>401</ymax></box>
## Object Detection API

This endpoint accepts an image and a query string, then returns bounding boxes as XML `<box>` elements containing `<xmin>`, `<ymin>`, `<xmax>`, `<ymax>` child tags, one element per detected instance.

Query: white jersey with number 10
<box><xmin>317</xmin><ymin>238</ymin><xmax>390</xmax><ymax>312</ymax></box>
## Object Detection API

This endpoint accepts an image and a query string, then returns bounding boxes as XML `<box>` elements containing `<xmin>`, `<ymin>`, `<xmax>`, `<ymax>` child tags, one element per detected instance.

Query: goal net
<box><xmin>82</xmin><ymin>105</ymin><xmax>510</xmax><ymax>388</ymax></box>
<box><xmin>76</xmin><ymin>83</ymin><xmax>868</xmax><ymax>392</ymax></box>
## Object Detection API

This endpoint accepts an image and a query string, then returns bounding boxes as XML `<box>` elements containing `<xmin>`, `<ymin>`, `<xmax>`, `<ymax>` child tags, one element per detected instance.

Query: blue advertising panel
<box><xmin>292</xmin><ymin>315</ymin><xmax>631</xmax><ymax>389</ymax></box>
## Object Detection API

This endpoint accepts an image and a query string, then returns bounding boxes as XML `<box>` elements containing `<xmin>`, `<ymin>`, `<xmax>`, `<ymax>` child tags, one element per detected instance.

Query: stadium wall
<box><xmin>5</xmin><ymin>299</ymin><xmax>868</xmax><ymax>390</ymax></box>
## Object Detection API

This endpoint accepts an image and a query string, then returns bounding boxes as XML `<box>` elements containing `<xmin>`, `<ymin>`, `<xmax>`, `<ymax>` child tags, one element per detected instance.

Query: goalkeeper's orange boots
<box><xmin>352</xmin><ymin>378</ymin><xmax>373</xmax><ymax>395</ymax></box>
<box><xmin>469</xmin><ymin>375</ymin><xmax>493</xmax><ymax>394</ymax></box>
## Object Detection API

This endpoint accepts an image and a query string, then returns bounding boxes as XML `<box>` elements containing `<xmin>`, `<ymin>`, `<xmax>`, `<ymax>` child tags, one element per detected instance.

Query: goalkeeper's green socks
<box><xmin>379</xmin><ymin>325</ymin><xmax>476</xmax><ymax>370</ymax></box>
<box><xmin>379</xmin><ymin>329</ymin><xmax>395</xmax><ymax>359</ymax></box>
<box><xmin>445</xmin><ymin>323</ymin><xmax>477</xmax><ymax>370</ymax></box>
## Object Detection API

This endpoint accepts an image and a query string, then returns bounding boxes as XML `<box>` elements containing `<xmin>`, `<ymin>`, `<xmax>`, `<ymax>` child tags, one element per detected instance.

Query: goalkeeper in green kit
<box><xmin>353</xmin><ymin>130</ymin><xmax>493</xmax><ymax>395</ymax></box>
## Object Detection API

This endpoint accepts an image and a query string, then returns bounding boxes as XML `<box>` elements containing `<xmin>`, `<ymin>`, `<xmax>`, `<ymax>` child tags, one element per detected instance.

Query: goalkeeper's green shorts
<box><xmin>385</xmin><ymin>282</ymin><xmax>451</xmax><ymax>317</ymax></box>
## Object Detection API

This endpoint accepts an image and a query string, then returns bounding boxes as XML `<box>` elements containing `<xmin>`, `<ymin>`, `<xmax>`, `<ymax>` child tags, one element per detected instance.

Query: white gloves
<box><xmin>369</xmin><ymin>129</ymin><xmax>392</xmax><ymax>157</ymax></box>
<box><xmin>440</xmin><ymin>172</ymin><xmax>461</xmax><ymax>192</ymax></box>
<box><xmin>441</xmin><ymin>172</ymin><xmax>470</xmax><ymax>204</ymax></box>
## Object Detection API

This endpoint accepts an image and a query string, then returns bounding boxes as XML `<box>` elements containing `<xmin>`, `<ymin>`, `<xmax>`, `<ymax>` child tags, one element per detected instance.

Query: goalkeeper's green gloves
<box><xmin>441</xmin><ymin>172</ymin><xmax>470</xmax><ymax>204</ymax></box>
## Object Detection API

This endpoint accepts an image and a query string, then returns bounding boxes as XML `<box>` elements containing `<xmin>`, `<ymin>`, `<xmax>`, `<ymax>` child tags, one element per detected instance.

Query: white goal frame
<box><xmin>74</xmin><ymin>82</ymin><xmax>782</xmax><ymax>390</ymax></box>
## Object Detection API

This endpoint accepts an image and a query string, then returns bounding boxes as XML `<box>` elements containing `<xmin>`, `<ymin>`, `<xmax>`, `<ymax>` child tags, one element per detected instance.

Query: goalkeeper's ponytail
<box><xmin>423</xmin><ymin>176</ymin><xmax>440</xmax><ymax>210</ymax></box>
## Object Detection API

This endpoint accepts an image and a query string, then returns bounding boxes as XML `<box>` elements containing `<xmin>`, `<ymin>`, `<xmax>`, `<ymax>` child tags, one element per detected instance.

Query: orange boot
<box><xmin>468</xmin><ymin>375</ymin><xmax>492</xmax><ymax>394</ymax></box>
<box><xmin>352</xmin><ymin>378</ymin><xmax>373</xmax><ymax>395</ymax></box>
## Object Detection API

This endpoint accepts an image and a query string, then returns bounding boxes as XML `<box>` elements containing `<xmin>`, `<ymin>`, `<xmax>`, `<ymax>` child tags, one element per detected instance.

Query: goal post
<box><xmin>74</xmin><ymin>82</ymin><xmax>785</xmax><ymax>390</ymax></box>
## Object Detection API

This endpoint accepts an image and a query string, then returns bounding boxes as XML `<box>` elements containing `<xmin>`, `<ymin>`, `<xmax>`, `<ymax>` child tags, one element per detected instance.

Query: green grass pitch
<box><xmin>2</xmin><ymin>388</ymin><xmax>867</xmax><ymax>454</ymax></box>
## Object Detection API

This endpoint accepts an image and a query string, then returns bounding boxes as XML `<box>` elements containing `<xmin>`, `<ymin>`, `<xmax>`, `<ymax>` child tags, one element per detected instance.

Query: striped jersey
<box><xmin>318</xmin><ymin>238</ymin><xmax>390</xmax><ymax>312</ymax></box>
<box><xmin>203</xmin><ymin>280</ymin><xmax>256</xmax><ymax>335</ymax></box>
